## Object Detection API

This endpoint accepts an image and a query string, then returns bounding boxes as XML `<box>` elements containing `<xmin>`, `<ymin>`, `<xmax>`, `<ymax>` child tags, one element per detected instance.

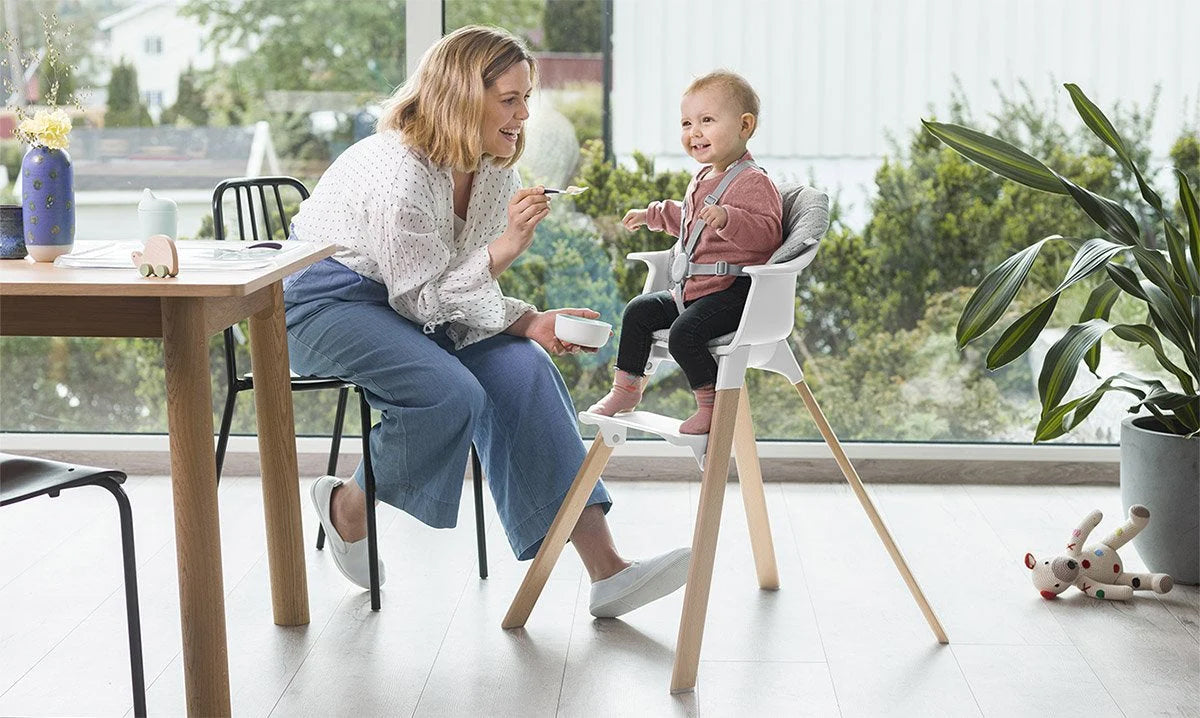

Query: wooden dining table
<box><xmin>0</xmin><ymin>240</ymin><xmax>337</xmax><ymax>716</ymax></box>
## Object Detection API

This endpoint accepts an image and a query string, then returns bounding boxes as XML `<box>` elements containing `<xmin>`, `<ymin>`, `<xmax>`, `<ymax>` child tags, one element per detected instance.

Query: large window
<box><xmin>2</xmin><ymin>0</ymin><xmax>1195</xmax><ymax>447</ymax></box>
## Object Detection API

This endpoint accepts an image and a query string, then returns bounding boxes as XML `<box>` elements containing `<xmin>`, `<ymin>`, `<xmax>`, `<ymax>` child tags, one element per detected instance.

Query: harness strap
<box><xmin>670</xmin><ymin>159</ymin><xmax>758</xmax><ymax>312</ymax></box>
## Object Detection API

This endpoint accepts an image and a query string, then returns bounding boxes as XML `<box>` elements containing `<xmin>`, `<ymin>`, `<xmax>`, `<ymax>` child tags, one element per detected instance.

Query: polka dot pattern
<box><xmin>290</xmin><ymin>131</ymin><xmax>534</xmax><ymax>348</ymax></box>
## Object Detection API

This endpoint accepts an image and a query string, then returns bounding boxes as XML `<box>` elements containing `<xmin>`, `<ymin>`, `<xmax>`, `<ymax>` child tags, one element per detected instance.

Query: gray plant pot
<box><xmin>1120</xmin><ymin>415</ymin><xmax>1199</xmax><ymax>584</ymax></box>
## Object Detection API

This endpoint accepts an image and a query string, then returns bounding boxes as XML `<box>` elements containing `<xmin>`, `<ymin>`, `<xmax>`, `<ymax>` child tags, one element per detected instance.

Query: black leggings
<box><xmin>615</xmin><ymin>277</ymin><xmax>751</xmax><ymax>389</ymax></box>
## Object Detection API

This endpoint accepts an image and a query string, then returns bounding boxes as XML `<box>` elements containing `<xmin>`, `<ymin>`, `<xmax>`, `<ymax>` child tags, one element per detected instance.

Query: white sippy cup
<box><xmin>138</xmin><ymin>188</ymin><xmax>178</xmax><ymax>241</ymax></box>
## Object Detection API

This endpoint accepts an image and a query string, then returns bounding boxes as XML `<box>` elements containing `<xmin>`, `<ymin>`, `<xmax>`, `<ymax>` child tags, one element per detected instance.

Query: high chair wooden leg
<box><xmin>794</xmin><ymin>381</ymin><xmax>949</xmax><ymax>644</ymax></box>
<box><xmin>733</xmin><ymin>387</ymin><xmax>779</xmax><ymax>590</ymax></box>
<box><xmin>671</xmin><ymin>387</ymin><xmax>741</xmax><ymax>693</ymax></box>
<box><xmin>502</xmin><ymin>435</ymin><xmax>614</xmax><ymax>629</ymax></box>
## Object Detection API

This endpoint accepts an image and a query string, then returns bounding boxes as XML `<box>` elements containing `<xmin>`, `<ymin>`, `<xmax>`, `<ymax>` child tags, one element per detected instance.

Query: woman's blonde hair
<box><xmin>377</xmin><ymin>25</ymin><xmax>536</xmax><ymax>172</ymax></box>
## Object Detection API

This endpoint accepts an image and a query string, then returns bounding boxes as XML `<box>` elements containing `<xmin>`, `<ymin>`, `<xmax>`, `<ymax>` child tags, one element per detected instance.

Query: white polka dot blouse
<box><xmin>290</xmin><ymin>131</ymin><xmax>535</xmax><ymax>348</ymax></box>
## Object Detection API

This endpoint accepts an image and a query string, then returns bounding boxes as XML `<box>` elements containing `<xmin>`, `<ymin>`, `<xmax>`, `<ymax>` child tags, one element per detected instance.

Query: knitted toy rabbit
<box><xmin>1024</xmin><ymin>505</ymin><xmax>1173</xmax><ymax>600</ymax></box>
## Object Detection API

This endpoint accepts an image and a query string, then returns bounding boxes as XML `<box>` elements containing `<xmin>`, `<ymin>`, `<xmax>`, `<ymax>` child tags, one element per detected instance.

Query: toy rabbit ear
<box><xmin>1024</xmin><ymin>553</ymin><xmax>1036</xmax><ymax>569</ymax></box>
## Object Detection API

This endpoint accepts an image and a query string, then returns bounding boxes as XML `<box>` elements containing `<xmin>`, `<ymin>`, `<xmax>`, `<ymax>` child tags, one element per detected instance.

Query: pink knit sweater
<box><xmin>644</xmin><ymin>152</ymin><xmax>783</xmax><ymax>301</ymax></box>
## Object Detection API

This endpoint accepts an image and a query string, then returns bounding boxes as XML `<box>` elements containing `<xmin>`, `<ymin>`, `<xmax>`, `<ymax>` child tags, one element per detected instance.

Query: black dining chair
<box><xmin>0</xmin><ymin>453</ymin><xmax>147</xmax><ymax>718</ymax></box>
<box><xmin>210</xmin><ymin>177</ymin><xmax>489</xmax><ymax>611</ymax></box>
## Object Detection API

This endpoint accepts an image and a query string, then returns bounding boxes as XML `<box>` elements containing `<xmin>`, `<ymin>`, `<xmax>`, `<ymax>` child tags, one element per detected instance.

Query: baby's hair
<box><xmin>685</xmin><ymin>70</ymin><xmax>761</xmax><ymax>122</ymax></box>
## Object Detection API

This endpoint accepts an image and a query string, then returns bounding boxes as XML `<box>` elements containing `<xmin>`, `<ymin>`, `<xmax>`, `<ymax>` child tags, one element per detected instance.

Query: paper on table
<box><xmin>54</xmin><ymin>240</ymin><xmax>310</xmax><ymax>270</ymax></box>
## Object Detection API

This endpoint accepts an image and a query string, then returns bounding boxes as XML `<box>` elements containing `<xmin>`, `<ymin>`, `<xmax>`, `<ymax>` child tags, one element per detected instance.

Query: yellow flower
<box><xmin>17</xmin><ymin>109</ymin><xmax>72</xmax><ymax>151</ymax></box>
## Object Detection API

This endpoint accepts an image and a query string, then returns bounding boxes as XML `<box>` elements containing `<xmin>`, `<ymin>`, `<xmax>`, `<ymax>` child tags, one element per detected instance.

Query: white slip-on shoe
<box><xmin>589</xmin><ymin>547</ymin><xmax>691</xmax><ymax>619</ymax></box>
<box><xmin>310</xmin><ymin>475</ymin><xmax>386</xmax><ymax>589</ymax></box>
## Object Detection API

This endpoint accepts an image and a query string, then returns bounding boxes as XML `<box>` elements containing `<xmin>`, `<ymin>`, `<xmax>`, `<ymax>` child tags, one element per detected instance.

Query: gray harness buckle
<box><xmin>714</xmin><ymin>260</ymin><xmax>729</xmax><ymax>275</ymax></box>
<box><xmin>669</xmin><ymin>252</ymin><xmax>689</xmax><ymax>283</ymax></box>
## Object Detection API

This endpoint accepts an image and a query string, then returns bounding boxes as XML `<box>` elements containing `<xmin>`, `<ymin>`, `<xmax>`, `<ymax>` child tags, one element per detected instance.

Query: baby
<box><xmin>589</xmin><ymin>70</ymin><xmax>783</xmax><ymax>434</ymax></box>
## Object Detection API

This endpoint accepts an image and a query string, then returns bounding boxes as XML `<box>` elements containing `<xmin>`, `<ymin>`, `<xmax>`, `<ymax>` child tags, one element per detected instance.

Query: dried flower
<box><xmin>3</xmin><ymin>13</ymin><xmax>86</xmax><ymax>152</ymax></box>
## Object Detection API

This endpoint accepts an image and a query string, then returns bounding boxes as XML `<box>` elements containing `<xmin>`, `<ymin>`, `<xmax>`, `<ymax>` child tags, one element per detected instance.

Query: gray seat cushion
<box><xmin>652</xmin><ymin>328</ymin><xmax>737</xmax><ymax>346</ymax></box>
<box><xmin>768</xmin><ymin>181</ymin><xmax>830</xmax><ymax>264</ymax></box>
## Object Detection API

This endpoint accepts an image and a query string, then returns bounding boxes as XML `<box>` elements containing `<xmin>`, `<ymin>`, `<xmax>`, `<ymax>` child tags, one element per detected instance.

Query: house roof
<box><xmin>98</xmin><ymin>0</ymin><xmax>177</xmax><ymax>31</ymax></box>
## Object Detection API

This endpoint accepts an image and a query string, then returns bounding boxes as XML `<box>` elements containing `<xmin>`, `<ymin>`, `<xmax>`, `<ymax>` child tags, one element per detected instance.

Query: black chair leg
<box><xmin>214</xmin><ymin>387</ymin><xmax>238</xmax><ymax>483</ymax></box>
<box><xmin>96</xmin><ymin>479</ymin><xmax>147</xmax><ymax>718</ymax></box>
<box><xmin>328</xmin><ymin>387</ymin><xmax>350</xmax><ymax>476</ymax></box>
<box><xmin>316</xmin><ymin>387</ymin><xmax>350</xmax><ymax>552</ymax></box>
<box><xmin>471</xmin><ymin>446</ymin><xmax>488</xmax><ymax>580</ymax></box>
<box><xmin>359</xmin><ymin>388</ymin><xmax>381</xmax><ymax>611</ymax></box>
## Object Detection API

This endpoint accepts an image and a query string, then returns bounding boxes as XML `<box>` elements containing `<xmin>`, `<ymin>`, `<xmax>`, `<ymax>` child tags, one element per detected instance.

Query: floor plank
<box><xmin>1054</xmin><ymin>484</ymin><xmax>1200</xmax><ymax>642</ymax></box>
<box><xmin>950</xmin><ymin>643</ymin><xmax>1123</xmax><ymax>717</ymax></box>
<box><xmin>781</xmin><ymin>484</ymin><xmax>982</xmax><ymax>718</ymax></box>
<box><xmin>967</xmin><ymin>484</ymin><xmax>1200</xmax><ymax>717</ymax></box>
<box><xmin>2</xmin><ymin>478</ymin><xmax>1197</xmax><ymax>717</ymax></box>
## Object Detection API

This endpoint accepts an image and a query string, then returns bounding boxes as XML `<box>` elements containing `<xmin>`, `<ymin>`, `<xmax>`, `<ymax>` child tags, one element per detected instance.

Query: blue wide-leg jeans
<box><xmin>283</xmin><ymin>258</ymin><xmax>611</xmax><ymax>560</ymax></box>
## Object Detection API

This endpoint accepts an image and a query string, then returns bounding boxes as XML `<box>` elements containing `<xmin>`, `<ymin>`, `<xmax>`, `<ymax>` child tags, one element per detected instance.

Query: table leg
<box><xmin>247</xmin><ymin>282</ymin><xmax>310</xmax><ymax>626</ymax></box>
<box><xmin>161</xmin><ymin>297</ymin><xmax>231</xmax><ymax>717</ymax></box>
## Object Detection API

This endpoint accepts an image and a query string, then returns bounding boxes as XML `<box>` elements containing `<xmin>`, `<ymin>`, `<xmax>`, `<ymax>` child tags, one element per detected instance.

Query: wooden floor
<box><xmin>1</xmin><ymin>476</ymin><xmax>1196</xmax><ymax>717</ymax></box>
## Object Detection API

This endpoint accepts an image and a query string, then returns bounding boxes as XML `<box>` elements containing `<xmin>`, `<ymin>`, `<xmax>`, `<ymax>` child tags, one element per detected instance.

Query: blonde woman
<box><xmin>285</xmin><ymin>26</ymin><xmax>690</xmax><ymax>618</ymax></box>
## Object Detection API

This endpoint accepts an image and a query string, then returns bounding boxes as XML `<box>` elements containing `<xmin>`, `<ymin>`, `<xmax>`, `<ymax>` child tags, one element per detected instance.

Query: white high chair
<box><xmin>502</xmin><ymin>184</ymin><xmax>948</xmax><ymax>693</ymax></box>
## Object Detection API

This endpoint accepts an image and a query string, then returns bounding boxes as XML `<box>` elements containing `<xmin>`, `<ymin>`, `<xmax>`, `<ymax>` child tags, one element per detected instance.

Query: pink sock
<box><xmin>587</xmin><ymin>370</ymin><xmax>644</xmax><ymax>416</ymax></box>
<box><xmin>679</xmin><ymin>385</ymin><xmax>716</xmax><ymax>434</ymax></box>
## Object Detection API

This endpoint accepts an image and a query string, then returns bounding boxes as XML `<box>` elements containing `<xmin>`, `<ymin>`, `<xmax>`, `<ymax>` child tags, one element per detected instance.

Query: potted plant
<box><xmin>924</xmin><ymin>84</ymin><xmax>1198</xmax><ymax>584</ymax></box>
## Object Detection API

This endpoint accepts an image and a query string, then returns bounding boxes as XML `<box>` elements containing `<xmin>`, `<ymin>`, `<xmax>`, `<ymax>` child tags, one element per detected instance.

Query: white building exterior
<box><xmin>613</xmin><ymin>0</ymin><xmax>1200</xmax><ymax>228</ymax></box>
<box><xmin>96</xmin><ymin>0</ymin><xmax>233</xmax><ymax>121</ymax></box>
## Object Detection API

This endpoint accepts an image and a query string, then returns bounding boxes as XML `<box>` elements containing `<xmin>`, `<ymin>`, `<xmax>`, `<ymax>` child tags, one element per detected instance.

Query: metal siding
<box><xmin>613</xmin><ymin>0</ymin><xmax>1198</xmax><ymax>191</ymax></box>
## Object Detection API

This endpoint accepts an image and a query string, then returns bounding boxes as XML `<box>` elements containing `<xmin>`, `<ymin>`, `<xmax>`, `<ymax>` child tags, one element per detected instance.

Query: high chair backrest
<box><xmin>769</xmin><ymin>181</ymin><xmax>830</xmax><ymax>265</ymax></box>
<box><xmin>706</xmin><ymin>181</ymin><xmax>830</xmax><ymax>350</ymax></box>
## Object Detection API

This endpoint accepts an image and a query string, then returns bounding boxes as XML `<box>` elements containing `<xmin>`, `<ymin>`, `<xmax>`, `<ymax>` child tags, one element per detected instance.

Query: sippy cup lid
<box><xmin>138</xmin><ymin>188</ymin><xmax>177</xmax><ymax>212</ymax></box>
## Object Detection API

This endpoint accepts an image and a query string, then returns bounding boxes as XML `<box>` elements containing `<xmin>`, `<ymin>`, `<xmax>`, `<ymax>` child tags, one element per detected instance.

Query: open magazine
<box><xmin>54</xmin><ymin>240</ymin><xmax>313</xmax><ymax>271</ymax></box>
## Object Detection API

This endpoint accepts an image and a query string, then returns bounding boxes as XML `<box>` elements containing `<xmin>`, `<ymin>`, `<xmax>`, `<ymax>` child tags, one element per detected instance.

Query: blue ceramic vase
<box><xmin>21</xmin><ymin>146</ymin><xmax>75</xmax><ymax>262</ymax></box>
<box><xmin>0</xmin><ymin>204</ymin><xmax>25</xmax><ymax>259</ymax></box>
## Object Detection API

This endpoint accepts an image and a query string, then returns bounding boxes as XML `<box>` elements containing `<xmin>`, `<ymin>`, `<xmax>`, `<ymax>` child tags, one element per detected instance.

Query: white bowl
<box><xmin>554</xmin><ymin>314</ymin><xmax>612</xmax><ymax>348</ymax></box>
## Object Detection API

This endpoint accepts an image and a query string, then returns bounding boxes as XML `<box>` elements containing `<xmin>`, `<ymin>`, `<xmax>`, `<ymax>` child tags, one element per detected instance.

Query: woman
<box><xmin>284</xmin><ymin>25</ymin><xmax>690</xmax><ymax>619</ymax></box>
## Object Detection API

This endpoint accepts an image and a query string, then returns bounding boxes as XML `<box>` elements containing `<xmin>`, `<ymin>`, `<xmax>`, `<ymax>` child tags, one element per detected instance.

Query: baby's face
<box><xmin>679</xmin><ymin>87</ymin><xmax>751</xmax><ymax>169</ymax></box>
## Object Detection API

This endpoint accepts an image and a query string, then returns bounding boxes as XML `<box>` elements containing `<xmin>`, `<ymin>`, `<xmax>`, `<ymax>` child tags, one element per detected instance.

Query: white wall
<box><xmin>613</xmin><ymin>0</ymin><xmax>1200</xmax><ymax>227</ymax></box>
<box><xmin>99</xmin><ymin>0</ymin><xmax>224</xmax><ymax>119</ymax></box>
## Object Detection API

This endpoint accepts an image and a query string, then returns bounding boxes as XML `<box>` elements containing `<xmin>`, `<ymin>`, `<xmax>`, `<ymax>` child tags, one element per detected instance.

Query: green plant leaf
<box><xmin>1033</xmin><ymin>374</ymin><xmax>1142</xmax><ymax>442</ymax></box>
<box><xmin>1054</xmin><ymin>238</ymin><xmax>1130</xmax><ymax>293</ymax></box>
<box><xmin>956</xmin><ymin>236</ymin><xmax>1056</xmax><ymax>348</ymax></box>
<box><xmin>1140</xmin><ymin>282</ymin><xmax>1198</xmax><ymax>376</ymax></box>
<box><xmin>1065</xmin><ymin>83</ymin><xmax>1166</xmax><ymax>213</ymax></box>
<box><xmin>1055</xmin><ymin>171</ymin><xmax>1142</xmax><ymax>245</ymax></box>
<box><xmin>1111</xmin><ymin>323</ymin><xmax>1195</xmax><ymax>393</ymax></box>
<box><xmin>986</xmin><ymin>295</ymin><xmax>1059</xmax><ymax>370</ymax></box>
<box><xmin>922</xmin><ymin>120</ymin><xmax>1066</xmax><ymax>195</ymax></box>
<box><xmin>1079</xmin><ymin>279</ymin><xmax>1121</xmax><ymax>373</ymax></box>
<box><xmin>1131</xmin><ymin>383</ymin><xmax>1198</xmax><ymax>434</ymax></box>
<box><xmin>1064</xmin><ymin>82</ymin><xmax>1197</xmax><ymax>280</ymax></box>
<box><xmin>1037</xmin><ymin>319</ymin><xmax>1113</xmax><ymax>414</ymax></box>
<box><xmin>1162</xmin><ymin>218</ymin><xmax>1200</xmax><ymax>294</ymax></box>
<box><xmin>1104</xmin><ymin>263</ymin><xmax>1147</xmax><ymax>300</ymax></box>
<box><xmin>924</xmin><ymin>115</ymin><xmax>1141</xmax><ymax>245</ymax></box>
<box><xmin>980</xmin><ymin>239</ymin><xmax>1126</xmax><ymax>370</ymax></box>
<box><xmin>1178</xmin><ymin>169</ymin><xmax>1200</xmax><ymax>277</ymax></box>
<box><xmin>1033</xmin><ymin>372</ymin><xmax>1199</xmax><ymax>441</ymax></box>
<box><xmin>1132</xmin><ymin>248</ymin><xmax>1196</xmax><ymax>360</ymax></box>
<box><xmin>1133</xmin><ymin>246</ymin><xmax>1192</xmax><ymax>312</ymax></box>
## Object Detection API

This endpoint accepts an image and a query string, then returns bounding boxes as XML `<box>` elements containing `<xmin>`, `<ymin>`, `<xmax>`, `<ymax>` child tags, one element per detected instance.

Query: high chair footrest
<box><xmin>579</xmin><ymin>411</ymin><xmax>710</xmax><ymax>450</ymax></box>
<box><xmin>580</xmin><ymin>410</ymin><xmax>710</xmax><ymax>470</ymax></box>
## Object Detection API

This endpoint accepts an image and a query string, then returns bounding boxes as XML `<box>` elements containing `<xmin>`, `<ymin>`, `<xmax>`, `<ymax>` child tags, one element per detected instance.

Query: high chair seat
<box><xmin>650</xmin><ymin>328</ymin><xmax>737</xmax><ymax>349</ymax></box>
<box><xmin>502</xmin><ymin>180</ymin><xmax>948</xmax><ymax>695</ymax></box>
